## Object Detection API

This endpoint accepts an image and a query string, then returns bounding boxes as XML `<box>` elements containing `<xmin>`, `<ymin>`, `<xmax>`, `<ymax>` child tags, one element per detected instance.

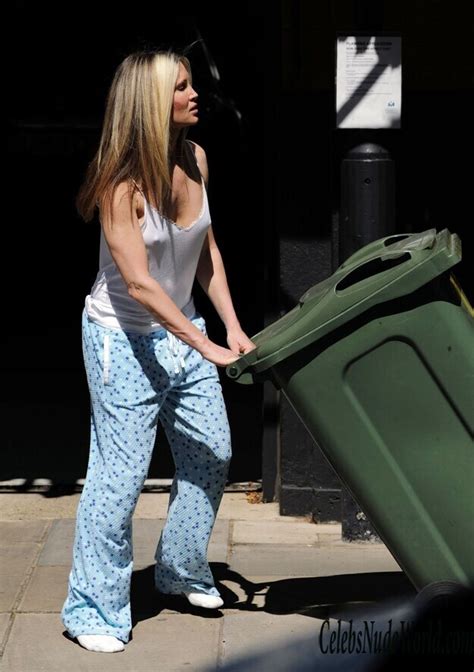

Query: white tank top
<box><xmin>85</xmin><ymin>160</ymin><xmax>211</xmax><ymax>334</ymax></box>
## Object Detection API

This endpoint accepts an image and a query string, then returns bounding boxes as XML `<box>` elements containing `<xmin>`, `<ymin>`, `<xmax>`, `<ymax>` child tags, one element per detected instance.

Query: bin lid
<box><xmin>227</xmin><ymin>228</ymin><xmax>462</xmax><ymax>384</ymax></box>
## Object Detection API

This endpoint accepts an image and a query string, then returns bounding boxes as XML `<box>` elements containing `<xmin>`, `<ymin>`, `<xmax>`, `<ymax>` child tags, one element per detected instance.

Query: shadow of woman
<box><xmin>130</xmin><ymin>562</ymin><xmax>415</xmax><ymax>629</ymax></box>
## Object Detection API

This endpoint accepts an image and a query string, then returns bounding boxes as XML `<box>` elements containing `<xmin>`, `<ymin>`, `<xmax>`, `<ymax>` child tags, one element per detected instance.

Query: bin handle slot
<box><xmin>336</xmin><ymin>252</ymin><xmax>411</xmax><ymax>292</ymax></box>
<box><xmin>383</xmin><ymin>234</ymin><xmax>410</xmax><ymax>246</ymax></box>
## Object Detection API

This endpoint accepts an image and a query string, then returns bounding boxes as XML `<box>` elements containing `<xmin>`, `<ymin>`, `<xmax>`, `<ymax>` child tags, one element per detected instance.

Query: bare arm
<box><xmin>196</xmin><ymin>225</ymin><xmax>240</xmax><ymax>330</ymax></box>
<box><xmin>193</xmin><ymin>141</ymin><xmax>240</xmax><ymax>328</ymax></box>
<box><xmin>99</xmin><ymin>182</ymin><xmax>239</xmax><ymax>366</ymax></box>
<box><xmin>192</xmin><ymin>142</ymin><xmax>256</xmax><ymax>355</ymax></box>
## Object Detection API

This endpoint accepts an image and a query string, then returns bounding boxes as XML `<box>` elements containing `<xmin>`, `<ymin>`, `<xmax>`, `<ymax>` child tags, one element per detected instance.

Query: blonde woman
<box><xmin>61</xmin><ymin>49</ymin><xmax>255</xmax><ymax>653</ymax></box>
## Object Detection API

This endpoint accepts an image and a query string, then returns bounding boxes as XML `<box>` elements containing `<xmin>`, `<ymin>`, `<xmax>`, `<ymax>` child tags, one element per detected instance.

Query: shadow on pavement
<box><xmin>130</xmin><ymin>564</ymin><xmax>415</xmax><ymax>623</ymax></box>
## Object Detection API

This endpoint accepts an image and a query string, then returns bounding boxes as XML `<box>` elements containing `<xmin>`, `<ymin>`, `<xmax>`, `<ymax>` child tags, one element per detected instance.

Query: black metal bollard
<box><xmin>339</xmin><ymin>142</ymin><xmax>395</xmax><ymax>542</ymax></box>
<box><xmin>339</xmin><ymin>142</ymin><xmax>395</xmax><ymax>263</ymax></box>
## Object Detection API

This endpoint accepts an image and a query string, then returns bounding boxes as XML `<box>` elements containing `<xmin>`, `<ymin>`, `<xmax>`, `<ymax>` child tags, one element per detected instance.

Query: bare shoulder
<box><xmin>187</xmin><ymin>140</ymin><xmax>209</xmax><ymax>184</ymax></box>
<box><xmin>100</xmin><ymin>180</ymin><xmax>143</xmax><ymax>227</ymax></box>
<box><xmin>101</xmin><ymin>180</ymin><xmax>135</xmax><ymax>206</ymax></box>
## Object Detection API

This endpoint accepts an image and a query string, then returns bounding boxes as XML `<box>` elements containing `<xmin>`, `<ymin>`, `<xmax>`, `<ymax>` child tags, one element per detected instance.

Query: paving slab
<box><xmin>228</xmin><ymin>543</ymin><xmax>401</xmax><ymax>577</ymax></box>
<box><xmin>0</xmin><ymin>492</ymin><xmax>308</xmax><ymax>523</ymax></box>
<box><xmin>136</xmin><ymin>493</ymin><xmax>301</xmax><ymax>522</ymax></box>
<box><xmin>203</xmin><ymin>494</ymin><xmax>303</xmax><ymax>522</ymax></box>
<box><xmin>219</xmin><ymin>611</ymin><xmax>321</xmax><ymax>669</ymax></box>
<box><xmin>0</xmin><ymin>613</ymin><xmax>11</xmax><ymax>647</ymax></box>
<box><xmin>0</xmin><ymin>544</ymin><xmax>39</xmax><ymax>612</ymax></box>
<box><xmin>232</xmin><ymin>520</ymin><xmax>340</xmax><ymax>545</ymax></box>
<box><xmin>299</xmin><ymin>524</ymin><xmax>341</xmax><ymax>536</ymax></box>
<box><xmin>0</xmin><ymin>521</ymin><xmax>50</xmax><ymax>543</ymax></box>
<box><xmin>0</xmin><ymin>494</ymin><xmax>80</xmax><ymax>521</ymax></box>
<box><xmin>37</xmin><ymin>519</ymin><xmax>77</xmax><ymax>566</ymax></box>
<box><xmin>1</xmin><ymin>613</ymin><xmax>220</xmax><ymax>672</ymax></box>
<box><xmin>17</xmin><ymin>566</ymin><xmax>70</xmax><ymax>613</ymax></box>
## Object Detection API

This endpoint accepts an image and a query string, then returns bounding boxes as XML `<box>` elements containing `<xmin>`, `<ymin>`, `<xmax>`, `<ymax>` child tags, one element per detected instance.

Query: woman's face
<box><xmin>172</xmin><ymin>61</ymin><xmax>199</xmax><ymax>128</ymax></box>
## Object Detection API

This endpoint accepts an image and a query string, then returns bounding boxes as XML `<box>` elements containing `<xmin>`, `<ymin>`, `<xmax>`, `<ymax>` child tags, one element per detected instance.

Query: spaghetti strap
<box><xmin>185</xmin><ymin>139</ymin><xmax>204</xmax><ymax>181</ymax></box>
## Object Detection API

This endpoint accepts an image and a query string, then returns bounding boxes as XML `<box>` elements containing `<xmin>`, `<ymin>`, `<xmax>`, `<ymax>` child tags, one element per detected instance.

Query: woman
<box><xmin>61</xmin><ymin>49</ymin><xmax>256</xmax><ymax>653</ymax></box>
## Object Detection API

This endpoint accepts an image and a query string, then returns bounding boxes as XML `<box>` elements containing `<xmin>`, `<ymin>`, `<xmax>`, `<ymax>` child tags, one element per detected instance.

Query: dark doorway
<box><xmin>3</xmin><ymin>2</ymin><xmax>268</xmax><ymax>489</ymax></box>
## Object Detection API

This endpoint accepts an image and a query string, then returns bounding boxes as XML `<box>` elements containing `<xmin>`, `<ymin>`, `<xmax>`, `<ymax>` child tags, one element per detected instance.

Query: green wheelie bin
<box><xmin>226</xmin><ymin>228</ymin><xmax>474</xmax><ymax>595</ymax></box>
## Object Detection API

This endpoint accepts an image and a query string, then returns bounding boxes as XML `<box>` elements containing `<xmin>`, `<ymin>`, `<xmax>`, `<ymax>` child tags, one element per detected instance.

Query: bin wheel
<box><xmin>415</xmin><ymin>580</ymin><xmax>473</xmax><ymax>612</ymax></box>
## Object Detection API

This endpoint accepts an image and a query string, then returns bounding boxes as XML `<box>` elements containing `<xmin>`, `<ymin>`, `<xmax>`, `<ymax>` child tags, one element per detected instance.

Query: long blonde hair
<box><xmin>76</xmin><ymin>49</ymin><xmax>194</xmax><ymax>225</ymax></box>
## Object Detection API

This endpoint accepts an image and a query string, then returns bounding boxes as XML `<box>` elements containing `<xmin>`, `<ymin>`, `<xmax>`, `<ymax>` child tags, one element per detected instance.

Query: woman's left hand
<box><xmin>226</xmin><ymin>326</ymin><xmax>257</xmax><ymax>356</ymax></box>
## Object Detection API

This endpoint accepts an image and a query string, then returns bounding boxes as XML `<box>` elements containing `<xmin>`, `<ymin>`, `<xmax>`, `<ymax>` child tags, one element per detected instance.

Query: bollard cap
<box><xmin>345</xmin><ymin>143</ymin><xmax>391</xmax><ymax>160</ymax></box>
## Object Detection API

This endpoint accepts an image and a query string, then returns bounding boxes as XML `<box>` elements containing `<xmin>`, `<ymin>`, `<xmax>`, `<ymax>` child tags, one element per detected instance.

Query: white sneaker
<box><xmin>183</xmin><ymin>592</ymin><xmax>224</xmax><ymax>609</ymax></box>
<box><xmin>76</xmin><ymin>634</ymin><xmax>125</xmax><ymax>652</ymax></box>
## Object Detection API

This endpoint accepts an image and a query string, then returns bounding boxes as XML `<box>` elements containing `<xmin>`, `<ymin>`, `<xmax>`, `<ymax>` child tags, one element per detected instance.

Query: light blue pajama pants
<box><xmin>61</xmin><ymin>307</ymin><xmax>232</xmax><ymax>643</ymax></box>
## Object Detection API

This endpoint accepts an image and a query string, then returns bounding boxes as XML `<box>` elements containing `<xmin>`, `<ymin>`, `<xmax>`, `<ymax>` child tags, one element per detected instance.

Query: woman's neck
<box><xmin>169</xmin><ymin>128</ymin><xmax>181</xmax><ymax>157</ymax></box>
<box><xmin>169</xmin><ymin>132</ymin><xmax>188</xmax><ymax>171</ymax></box>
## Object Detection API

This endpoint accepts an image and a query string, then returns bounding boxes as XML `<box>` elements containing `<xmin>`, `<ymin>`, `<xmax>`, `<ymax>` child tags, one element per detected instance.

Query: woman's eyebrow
<box><xmin>176</xmin><ymin>78</ymin><xmax>188</xmax><ymax>86</ymax></box>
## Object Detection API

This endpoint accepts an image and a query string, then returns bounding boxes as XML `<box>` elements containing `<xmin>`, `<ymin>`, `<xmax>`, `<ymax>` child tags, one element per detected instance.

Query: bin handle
<box><xmin>335</xmin><ymin>229</ymin><xmax>437</xmax><ymax>295</ymax></box>
<box><xmin>335</xmin><ymin>250</ymin><xmax>412</xmax><ymax>293</ymax></box>
<box><xmin>228</xmin><ymin>230</ymin><xmax>461</xmax><ymax>382</ymax></box>
<box><xmin>338</xmin><ymin>229</ymin><xmax>436</xmax><ymax>269</ymax></box>
<box><xmin>382</xmin><ymin>228</ymin><xmax>437</xmax><ymax>255</ymax></box>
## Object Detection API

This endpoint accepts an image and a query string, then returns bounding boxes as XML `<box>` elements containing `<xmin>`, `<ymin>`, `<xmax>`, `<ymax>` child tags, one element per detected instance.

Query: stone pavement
<box><xmin>0</xmin><ymin>492</ymin><xmax>414</xmax><ymax>671</ymax></box>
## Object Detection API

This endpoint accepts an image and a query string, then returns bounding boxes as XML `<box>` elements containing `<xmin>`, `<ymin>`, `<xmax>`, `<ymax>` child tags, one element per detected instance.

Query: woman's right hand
<box><xmin>199</xmin><ymin>340</ymin><xmax>242</xmax><ymax>367</ymax></box>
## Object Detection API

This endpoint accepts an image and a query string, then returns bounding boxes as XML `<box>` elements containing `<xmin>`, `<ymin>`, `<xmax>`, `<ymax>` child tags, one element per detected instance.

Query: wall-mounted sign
<box><xmin>336</xmin><ymin>36</ymin><xmax>402</xmax><ymax>128</ymax></box>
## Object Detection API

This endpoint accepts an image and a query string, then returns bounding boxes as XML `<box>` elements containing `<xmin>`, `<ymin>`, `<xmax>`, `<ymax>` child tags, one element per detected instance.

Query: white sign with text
<box><xmin>336</xmin><ymin>36</ymin><xmax>402</xmax><ymax>128</ymax></box>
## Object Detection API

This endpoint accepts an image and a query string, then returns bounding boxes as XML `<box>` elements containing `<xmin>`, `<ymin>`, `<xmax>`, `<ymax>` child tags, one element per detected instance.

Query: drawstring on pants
<box><xmin>166</xmin><ymin>331</ymin><xmax>186</xmax><ymax>374</ymax></box>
